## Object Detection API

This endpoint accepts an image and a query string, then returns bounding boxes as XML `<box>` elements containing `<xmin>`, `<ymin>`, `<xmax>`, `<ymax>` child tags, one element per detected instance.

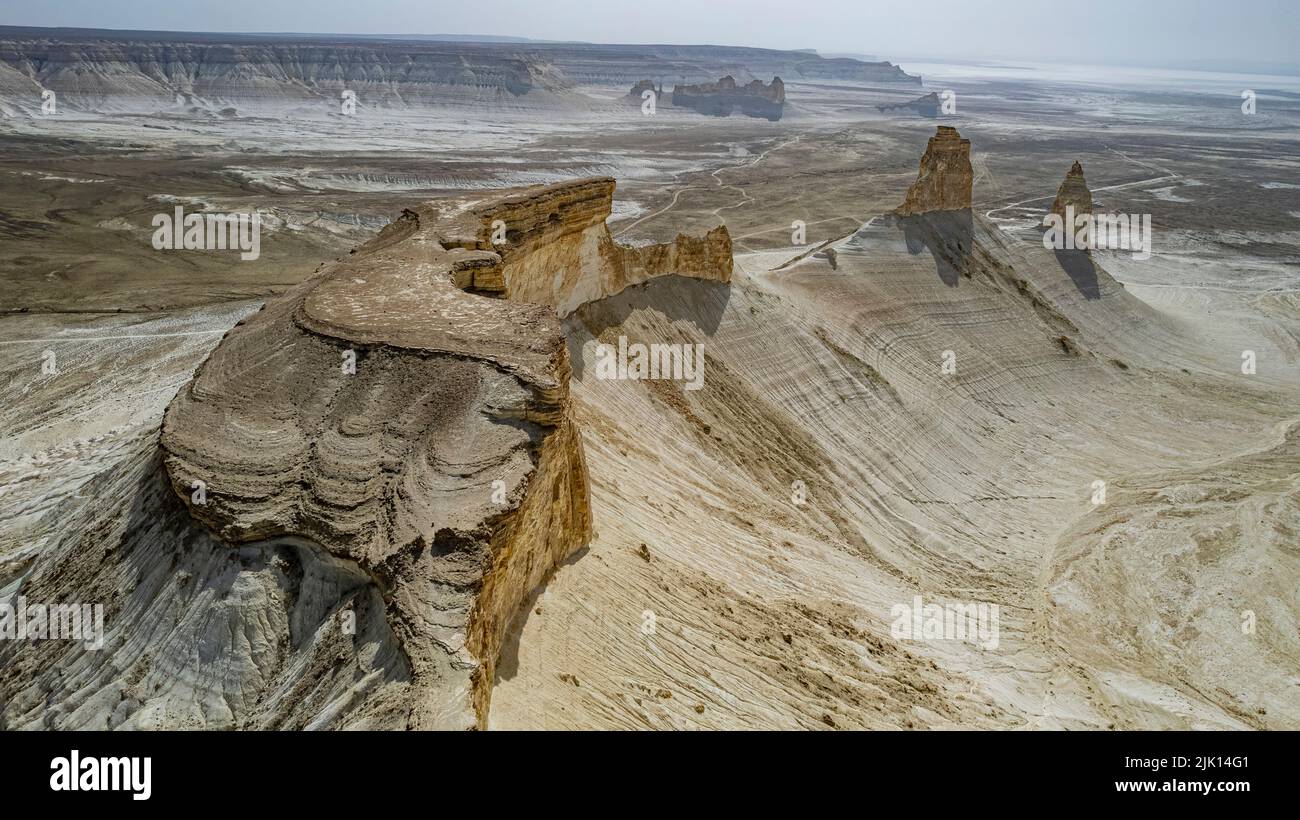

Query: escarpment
<box><xmin>896</xmin><ymin>126</ymin><xmax>973</xmax><ymax>215</ymax></box>
<box><xmin>878</xmin><ymin>91</ymin><xmax>941</xmax><ymax>118</ymax></box>
<box><xmin>155</xmin><ymin>177</ymin><xmax>729</xmax><ymax>728</ymax></box>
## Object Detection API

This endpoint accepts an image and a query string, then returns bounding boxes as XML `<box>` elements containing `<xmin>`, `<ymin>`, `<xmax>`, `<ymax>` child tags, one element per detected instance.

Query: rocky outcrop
<box><xmin>0</xmin><ymin>176</ymin><xmax>732</xmax><ymax>732</ymax></box>
<box><xmin>154</xmin><ymin>177</ymin><xmax>728</xmax><ymax>729</ymax></box>
<box><xmin>896</xmin><ymin>126</ymin><xmax>973</xmax><ymax>215</ymax></box>
<box><xmin>0</xmin><ymin>32</ymin><xmax>570</xmax><ymax>112</ymax></box>
<box><xmin>878</xmin><ymin>91</ymin><xmax>941</xmax><ymax>118</ymax></box>
<box><xmin>1050</xmin><ymin>160</ymin><xmax>1094</xmax><ymax>224</ymax></box>
<box><xmin>670</xmin><ymin>75</ymin><xmax>785</xmax><ymax>121</ymax></box>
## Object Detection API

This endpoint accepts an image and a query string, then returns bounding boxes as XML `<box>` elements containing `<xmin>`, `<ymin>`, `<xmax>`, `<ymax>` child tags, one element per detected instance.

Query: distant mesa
<box><xmin>896</xmin><ymin>125</ymin><xmax>973</xmax><ymax>215</ymax></box>
<box><xmin>878</xmin><ymin>91</ymin><xmax>941</xmax><ymax>118</ymax></box>
<box><xmin>0</xmin><ymin>174</ymin><xmax>732</xmax><ymax>731</ymax></box>
<box><xmin>1050</xmin><ymin>160</ymin><xmax>1095</xmax><ymax>224</ymax></box>
<box><xmin>669</xmin><ymin>75</ymin><xmax>786</xmax><ymax>121</ymax></box>
<box><xmin>627</xmin><ymin>79</ymin><xmax>663</xmax><ymax>101</ymax></box>
<box><xmin>794</xmin><ymin>56</ymin><xmax>921</xmax><ymax>85</ymax></box>
<box><xmin>814</xmin><ymin>246</ymin><xmax>839</xmax><ymax>270</ymax></box>
<box><xmin>1049</xmin><ymin>161</ymin><xmax>1099</xmax><ymax>295</ymax></box>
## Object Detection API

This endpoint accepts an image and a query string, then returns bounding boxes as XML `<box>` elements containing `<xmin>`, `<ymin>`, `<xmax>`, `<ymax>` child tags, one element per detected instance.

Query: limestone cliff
<box><xmin>896</xmin><ymin>126</ymin><xmax>973</xmax><ymax>215</ymax></box>
<box><xmin>156</xmin><ymin>177</ymin><xmax>728</xmax><ymax>728</ymax></box>
<box><xmin>627</xmin><ymin>79</ymin><xmax>663</xmax><ymax>100</ymax></box>
<box><xmin>0</xmin><ymin>28</ymin><xmax>917</xmax><ymax>115</ymax></box>
<box><xmin>794</xmin><ymin>56</ymin><xmax>920</xmax><ymax>85</ymax></box>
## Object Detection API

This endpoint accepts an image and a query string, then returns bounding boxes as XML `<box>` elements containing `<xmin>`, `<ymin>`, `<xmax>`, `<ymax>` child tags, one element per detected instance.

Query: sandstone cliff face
<box><xmin>0</xmin><ymin>29</ymin><xmax>917</xmax><ymax>115</ymax></box>
<box><xmin>1050</xmin><ymin>160</ymin><xmax>1094</xmax><ymax>223</ymax></box>
<box><xmin>896</xmin><ymin>126</ymin><xmax>973</xmax><ymax>215</ymax></box>
<box><xmin>878</xmin><ymin>91</ymin><xmax>941</xmax><ymax>118</ymax></box>
<box><xmin>151</xmin><ymin>177</ymin><xmax>728</xmax><ymax>728</ymax></box>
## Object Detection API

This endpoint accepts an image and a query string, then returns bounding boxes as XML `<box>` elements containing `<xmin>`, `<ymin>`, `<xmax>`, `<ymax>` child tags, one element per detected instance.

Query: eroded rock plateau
<box><xmin>896</xmin><ymin>126</ymin><xmax>973</xmax><ymax>215</ymax></box>
<box><xmin>1050</xmin><ymin>160</ymin><xmax>1095</xmax><ymax>223</ymax></box>
<box><xmin>0</xmin><ymin>178</ymin><xmax>731</xmax><ymax>729</ymax></box>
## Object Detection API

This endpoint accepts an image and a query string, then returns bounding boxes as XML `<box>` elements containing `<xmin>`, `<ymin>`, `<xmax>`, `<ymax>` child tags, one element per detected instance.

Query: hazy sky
<box><xmin>3</xmin><ymin>0</ymin><xmax>1297</xmax><ymax>69</ymax></box>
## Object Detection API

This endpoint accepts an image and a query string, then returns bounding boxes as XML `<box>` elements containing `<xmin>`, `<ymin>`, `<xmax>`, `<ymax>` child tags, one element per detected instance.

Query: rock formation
<box><xmin>794</xmin><ymin>56</ymin><xmax>921</xmax><ymax>85</ymax></box>
<box><xmin>1</xmin><ymin>177</ymin><xmax>730</xmax><ymax>730</ymax></box>
<box><xmin>444</xmin><ymin>177</ymin><xmax>732</xmax><ymax>314</ymax></box>
<box><xmin>627</xmin><ymin>79</ymin><xmax>663</xmax><ymax>101</ymax></box>
<box><xmin>878</xmin><ymin>91</ymin><xmax>941</xmax><ymax>118</ymax></box>
<box><xmin>896</xmin><ymin>126</ymin><xmax>973</xmax><ymax>215</ymax></box>
<box><xmin>1050</xmin><ymin>160</ymin><xmax>1094</xmax><ymax>224</ymax></box>
<box><xmin>670</xmin><ymin>76</ymin><xmax>785</xmax><ymax>121</ymax></box>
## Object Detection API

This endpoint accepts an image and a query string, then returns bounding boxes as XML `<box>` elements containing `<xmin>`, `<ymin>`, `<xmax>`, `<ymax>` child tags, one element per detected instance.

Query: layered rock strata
<box><xmin>794</xmin><ymin>56</ymin><xmax>920</xmax><ymax>84</ymax></box>
<box><xmin>878</xmin><ymin>91</ymin><xmax>941</xmax><ymax>118</ymax></box>
<box><xmin>157</xmin><ymin>177</ymin><xmax>730</xmax><ymax>728</ymax></box>
<box><xmin>896</xmin><ymin>125</ymin><xmax>973</xmax><ymax>215</ymax></box>
<box><xmin>627</xmin><ymin>79</ymin><xmax>663</xmax><ymax>100</ymax></box>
